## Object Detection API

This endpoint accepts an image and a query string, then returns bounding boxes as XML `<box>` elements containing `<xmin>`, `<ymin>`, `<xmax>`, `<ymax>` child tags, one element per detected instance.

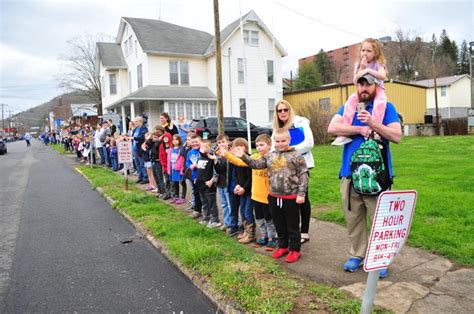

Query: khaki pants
<box><xmin>340</xmin><ymin>178</ymin><xmax>378</xmax><ymax>258</ymax></box>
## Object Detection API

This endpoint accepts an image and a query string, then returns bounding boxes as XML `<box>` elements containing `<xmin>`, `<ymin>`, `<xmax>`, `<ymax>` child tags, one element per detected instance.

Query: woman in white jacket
<box><xmin>272</xmin><ymin>99</ymin><xmax>314</xmax><ymax>244</ymax></box>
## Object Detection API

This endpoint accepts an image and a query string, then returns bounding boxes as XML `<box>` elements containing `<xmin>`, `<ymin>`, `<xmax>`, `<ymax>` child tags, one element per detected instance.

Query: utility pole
<box><xmin>1</xmin><ymin>103</ymin><xmax>6</xmax><ymax>132</ymax></box>
<box><xmin>213</xmin><ymin>0</ymin><xmax>224</xmax><ymax>135</ymax></box>
<box><xmin>432</xmin><ymin>51</ymin><xmax>440</xmax><ymax>136</ymax></box>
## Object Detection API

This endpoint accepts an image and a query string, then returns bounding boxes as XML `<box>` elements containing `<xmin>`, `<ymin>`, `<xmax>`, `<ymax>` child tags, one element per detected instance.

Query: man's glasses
<box><xmin>277</xmin><ymin>108</ymin><xmax>289</xmax><ymax>113</ymax></box>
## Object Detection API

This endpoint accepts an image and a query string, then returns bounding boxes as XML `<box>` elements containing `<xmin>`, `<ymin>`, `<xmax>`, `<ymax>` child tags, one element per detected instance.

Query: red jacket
<box><xmin>159</xmin><ymin>132</ymin><xmax>172</xmax><ymax>169</ymax></box>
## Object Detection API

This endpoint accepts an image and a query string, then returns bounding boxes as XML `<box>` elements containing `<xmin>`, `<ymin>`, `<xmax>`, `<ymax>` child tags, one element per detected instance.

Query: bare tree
<box><xmin>57</xmin><ymin>33</ymin><xmax>112</xmax><ymax>116</ymax></box>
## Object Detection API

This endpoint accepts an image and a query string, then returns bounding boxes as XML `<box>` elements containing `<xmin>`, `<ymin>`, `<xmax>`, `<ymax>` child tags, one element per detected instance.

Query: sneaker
<box><xmin>331</xmin><ymin>136</ymin><xmax>353</xmax><ymax>146</ymax></box>
<box><xmin>174</xmin><ymin>198</ymin><xmax>186</xmax><ymax>205</ymax></box>
<box><xmin>265</xmin><ymin>238</ymin><xmax>278</xmax><ymax>251</ymax></box>
<box><xmin>271</xmin><ymin>248</ymin><xmax>289</xmax><ymax>259</ymax></box>
<box><xmin>199</xmin><ymin>219</ymin><xmax>209</xmax><ymax>225</ymax></box>
<box><xmin>219</xmin><ymin>224</ymin><xmax>228</xmax><ymax>231</ymax></box>
<box><xmin>145</xmin><ymin>186</ymin><xmax>155</xmax><ymax>191</ymax></box>
<box><xmin>254</xmin><ymin>237</ymin><xmax>268</xmax><ymax>247</ymax></box>
<box><xmin>379</xmin><ymin>268</ymin><xmax>389</xmax><ymax>279</ymax></box>
<box><xmin>169</xmin><ymin>197</ymin><xmax>178</xmax><ymax>204</ymax></box>
<box><xmin>151</xmin><ymin>188</ymin><xmax>159</xmax><ymax>193</ymax></box>
<box><xmin>343</xmin><ymin>257</ymin><xmax>364</xmax><ymax>272</ymax></box>
<box><xmin>161</xmin><ymin>193</ymin><xmax>171</xmax><ymax>200</ymax></box>
<box><xmin>207</xmin><ymin>221</ymin><xmax>222</xmax><ymax>229</ymax></box>
<box><xmin>185</xmin><ymin>206</ymin><xmax>195</xmax><ymax>212</ymax></box>
<box><xmin>226</xmin><ymin>228</ymin><xmax>239</xmax><ymax>237</ymax></box>
<box><xmin>191</xmin><ymin>211</ymin><xmax>202</xmax><ymax>219</ymax></box>
<box><xmin>284</xmin><ymin>251</ymin><xmax>301</xmax><ymax>263</ymax></box>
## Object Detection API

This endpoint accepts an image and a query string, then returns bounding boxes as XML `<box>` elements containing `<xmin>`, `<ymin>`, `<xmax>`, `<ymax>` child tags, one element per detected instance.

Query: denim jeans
<box><xmin>239</xmin><ymin>194</ymin><xmax>254</xmax><ymax>224</ymax></box>
<box><xmin>98</xmin><ymin>147</ymin><xmax>106</xmax><ymax>164</ymax></box>
<box><xmin>133</xmin><ymin>151</ymin><xmax>148</xmax><ymax>181</ymax></box>
<box><xmin>218</xmin><ymin>187</ymin><xmax>232</xmax><ymax>227</ymax></box>
<box><xmin>111</xmin><ymin>156</ymin><xmax>119</xmax><ymax>171</ymax></box>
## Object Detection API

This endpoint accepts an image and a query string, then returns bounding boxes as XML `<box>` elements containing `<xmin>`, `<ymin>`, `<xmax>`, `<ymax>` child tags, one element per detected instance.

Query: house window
<box><xmin>193</xmin><ymin>102</ymin><xmax>200</xmax><ymax>118</ymax></box>
<box><xmin>243</xmin><ymin>30</ymin><xmax>259</xmax><ymax>46</ymax></box>
<box><xmin>177</xmin><ymin>103</ymin><xmax>185</xmax><ymax>118</ymax></box>
<box><xmin>137</xmin><ymin>64</ymin><xmax>143</xmax><ymax>88</ymax></box>
<box><xmin>109</xmin><ymin>74</ymin><xmax>117</xmax><ymax>95</ymax></box>
<box><xmin>168</xmin><ymin>103</ymin><xmax>176</xmax><ymax>121</ymax></box>
<box><xmin>440</xmin><ymin>86</ymin><xmax>446</xmax><ymax>97</ymax></box>
<box><xmin>170</xmin><ymin>61</ymin><xmax>179</xmax><ymax>85</ymax></box>
<box><xmin>201</xmin><ymin>103</ymin><xmax>209</xmax><ymax>117</ymax></box>
<box><xmin>169</xmin><ymin>61</ymin><xmax>189</xmax><ymax>85</ymax></box>
<box><xmin>319</xmin><ymin>98</ymin><xmax>330</xmax><ymax>111</ymax></box>
<box><xmin>267</xmin><ymin>60</ymin><xmax>274</xmax><ymax>84</ymax></box>
<box><xmin>239</xmin><ymin>98</ymin><xmax>246</xmax><ymax>119</ymax></box>
<box><xmin>180</xmin><ymin>61</ymin><xmax>189</xmax><ymax>85</ymax></box>
<box><xmin>268</xmin><ymin>98</ymin><xmax>275</xmax><ymax>122</ymax></box>
<box><xmin>238</xmin><ymin>58</ymin><xmax>245</xmax><ymax>84</ymax></box>
<box><xmin>210</xmin><ymin>103</ymin><xmax>216</xmax><ymax>116</ymax></box>
<box><xmin>186</xmin><ymin>103</ymin><xmax>193</xmax><ymax>119</ymax></box>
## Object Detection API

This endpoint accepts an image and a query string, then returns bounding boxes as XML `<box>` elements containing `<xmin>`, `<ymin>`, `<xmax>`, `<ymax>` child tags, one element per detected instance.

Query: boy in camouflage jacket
<box><xmin>232</xmin><ymin>128</ymin><xmax>308</xmax><ymax>263</ymax></box>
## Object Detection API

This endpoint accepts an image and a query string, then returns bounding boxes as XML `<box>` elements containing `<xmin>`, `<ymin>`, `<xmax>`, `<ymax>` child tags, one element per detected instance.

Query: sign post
<box><xmin>361</xmin><ymin>190</ymin><xmax>418</xmax><ymax>314</ymax></box>
<box><xmin>118</xmin><ymin>140</ymin><xmax>133</xmax><ymax>191</ymax></box>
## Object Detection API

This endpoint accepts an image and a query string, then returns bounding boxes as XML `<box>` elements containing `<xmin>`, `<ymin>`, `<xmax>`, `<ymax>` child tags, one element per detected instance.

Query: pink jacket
<box><xmin>167</xmin><ymin>147</ymin><xmax>185</xmax><ymax>175</ymax></box>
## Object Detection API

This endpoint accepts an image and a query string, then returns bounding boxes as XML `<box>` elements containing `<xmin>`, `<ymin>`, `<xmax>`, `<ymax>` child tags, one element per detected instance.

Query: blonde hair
<box><xmin>273</xmin><ymin>128</ymin><xmax>290</xmax><ymax>138</ymax></box>
<box><xmin>360</xmin><ymin>38</ymin><xmax>386</xmax><ymax>65</ymax></box>
<box><xmin>255</xmin><ymin>133</ymin><xmax>271</xmax><ymax>145</ymax></box>
<box><xmin>272</xmin><ymin>99</ymin><xmax>296</xmax><ymax>130</ymax></box>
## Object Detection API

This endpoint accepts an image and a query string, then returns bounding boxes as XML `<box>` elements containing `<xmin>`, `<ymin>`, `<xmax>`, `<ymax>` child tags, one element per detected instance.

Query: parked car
<box><xmin>0</xmin><ymin>138</ymin><xmax>7</xmax><ymax>155</ymax></box>
<box><xmin>189</xmin><ymin>117</ymin><xmax>272</xmax><ymax>143</ymax></box>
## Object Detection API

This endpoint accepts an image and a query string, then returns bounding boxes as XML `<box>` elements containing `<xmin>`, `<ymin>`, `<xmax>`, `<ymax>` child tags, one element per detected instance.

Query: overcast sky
<box><xmin>0</xmin><ymin>0</ymin><xmax>472</xmax><ymax>114</ymax></box>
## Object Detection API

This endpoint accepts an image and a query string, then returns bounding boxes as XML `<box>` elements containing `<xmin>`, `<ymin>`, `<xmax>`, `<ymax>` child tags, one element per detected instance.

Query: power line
<box><xmin>273</xmin><ymin>1</ymin><xmax>366</xmax><ymax>40</ymax></box>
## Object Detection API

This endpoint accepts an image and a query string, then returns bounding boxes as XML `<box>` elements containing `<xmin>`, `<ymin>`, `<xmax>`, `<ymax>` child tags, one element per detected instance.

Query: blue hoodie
<box><xmin>186</xmin><ymin>148</ymin><xmax>201</xmax><ymax>180</ymax></box>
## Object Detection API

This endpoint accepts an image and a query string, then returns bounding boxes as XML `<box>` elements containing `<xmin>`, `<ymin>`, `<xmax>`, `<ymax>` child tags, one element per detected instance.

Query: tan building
<box><xmin>283</xmin><ymin>80</ymin><xmax>426</xmax><ymax>125</ymax></box>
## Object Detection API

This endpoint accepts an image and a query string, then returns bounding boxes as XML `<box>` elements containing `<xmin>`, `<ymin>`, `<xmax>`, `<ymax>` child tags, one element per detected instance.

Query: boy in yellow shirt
<box><xmin>219</xmin><ymin>134</ymin><xmax>277</xmax><ymax>248</ymax></box>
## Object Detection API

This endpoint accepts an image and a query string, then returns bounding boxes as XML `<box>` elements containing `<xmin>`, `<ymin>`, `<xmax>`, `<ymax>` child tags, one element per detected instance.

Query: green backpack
<box><xmin>350</xmin><ymin>135</ymin><xmax>392</xmax><ymax>195</ymax></box>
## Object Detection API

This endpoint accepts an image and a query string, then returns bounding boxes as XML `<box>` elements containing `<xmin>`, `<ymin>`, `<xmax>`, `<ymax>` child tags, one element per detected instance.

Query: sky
<box><xmin>0</xmin><ymin>0</ymin><xmax>472</xmax><ymax>114</ymax></box>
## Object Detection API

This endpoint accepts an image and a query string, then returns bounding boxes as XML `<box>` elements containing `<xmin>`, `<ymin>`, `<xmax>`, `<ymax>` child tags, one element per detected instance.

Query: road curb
<box><xmin>74</xmin><ymin>167</ymin><xmax>240</xmax><ymax>313</ymax></box>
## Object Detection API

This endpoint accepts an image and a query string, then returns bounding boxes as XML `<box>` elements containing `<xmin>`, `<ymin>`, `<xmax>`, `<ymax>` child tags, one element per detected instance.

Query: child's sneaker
<box><xmin>226</xmin><ymin>228</ymin><xmax>239</xmax><ymax>237</ymax></box>
<box><xmin>174</xmin><ymin>198</ymin><xmax>186</xmax><ymax>204</ymax></box>
<box><xmin>169</xmin><ymin>197</ymin><xmax>178</xmax><ymax>204</ymax></box>
<box><xmin>199</xmin><ymin>219</ymin><xmax>209</xmax><ymax>225</ymax></box>
<box><xmin>207</xmin><ymin>221</ymin><xmax>222</xmax><ymax>229</ymax></box>
<box><xmin>343</xmin><ymin>257</ymin><xmax>364</xmax><ymax>272</ymax></box>
<box><xmin>191</xmin><ymin>211</ymin><xmax>202</xmax><ymax>219</ymax></box>
<box><xmin>253</xmin><ymin>237</ymin><xmax>268</xmax><ymax>247</ymax></box>
<box><xmin>271</xmin><ymin>248</ymin><xmax>289</xmax><ymax>259</ymax></box>
<box><xmin>219</xmin><ymin>224</ymin><xmax>228</xmax><ymax>231</ymax></box>
<box><xmin>331</xmin><ymin>136</ymin><xmax>353</xmax><ymax>146</ymax></box>
<box><xmin>265</xmin><ymin>238</ymin><xmax>278</xmax><ymax>251</ymax></box>
<box><xmin>284</xmin><ymin>250</ymin><xmax>301</xmax><ymax>263</ymax></box>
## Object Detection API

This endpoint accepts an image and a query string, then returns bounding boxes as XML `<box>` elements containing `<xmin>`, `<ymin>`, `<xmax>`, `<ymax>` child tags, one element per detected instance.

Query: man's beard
<box><xmin>358</xmin><ymin>90</ymin><xmax>375</xmax><ymax>103</ymax></box>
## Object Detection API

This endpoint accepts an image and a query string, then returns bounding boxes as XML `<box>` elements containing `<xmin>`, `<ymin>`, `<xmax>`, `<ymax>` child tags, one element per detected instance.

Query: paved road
<box><xmin>0</xmin><ymin>140</ymin><xmax>217</xmax><ymax>313</ymax></box>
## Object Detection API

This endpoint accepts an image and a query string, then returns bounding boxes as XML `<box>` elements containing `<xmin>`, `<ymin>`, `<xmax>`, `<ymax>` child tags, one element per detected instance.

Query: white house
<box><xmin>96</xmin><ymin>11</ymin><xmax>287</xmax><ymax>131</ymax></box>
<box><xmin>415</xmin><ymin>74</ymin><xmax>471</xmax><ymax>119</ymax></box>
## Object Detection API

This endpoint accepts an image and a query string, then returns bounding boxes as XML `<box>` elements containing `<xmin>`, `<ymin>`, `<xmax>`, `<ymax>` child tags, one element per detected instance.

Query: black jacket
<box><xmin>195</xmin><ymin>152</ymin><xmax>216</xmax><ymax>192</ymax></box>
<box><xmin>233</xmin><ymin>154</ymin><xmax>252</xmax><ymax>195</ymax></box>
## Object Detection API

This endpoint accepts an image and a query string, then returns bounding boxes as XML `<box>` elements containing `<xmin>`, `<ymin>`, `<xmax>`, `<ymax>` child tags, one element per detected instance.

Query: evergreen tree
<box><xmin>457</xmin><ymin>40</ymin><xmax>470</xmax><ymax>74</ymax></box>
<box><xmin>315</xmin><ymin>49</ymin><xmax>336</xmax><ymax>84</ymax></box>
<box><xmin>294</xmin><ymin>62</ymin><xmax>322</xmax><ymax>90</ymax></box>
<box><xmin>438</xmin><ymin>29</ymin><xmax>458</xmax><ymax>64</ymax></box>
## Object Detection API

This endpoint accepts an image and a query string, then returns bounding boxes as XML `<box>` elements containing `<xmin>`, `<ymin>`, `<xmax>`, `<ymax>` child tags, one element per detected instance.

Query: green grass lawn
<box><xmin>51</xmin><ymin>143</ymin><xmax>66</xmax><ymax>154</ymax></box>
<box><xmin>78</xmin><ymin>166</ymin><xmax>382</xmax><ymax>313</ymax></box>
<box><xmin>310</xmin><ymin>135</ymin><xmax>474</xmax><ymax>266</ymax></box>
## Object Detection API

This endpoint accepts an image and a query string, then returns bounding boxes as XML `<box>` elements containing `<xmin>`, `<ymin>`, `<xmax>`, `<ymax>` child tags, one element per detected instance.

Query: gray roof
<box><xmin>109</xmin><ymin>85</ymin><xmax>216</xmax><ymax>107</ymax></box>
<box><xmin>97</xmin><ymin>42</ymin><xmax>127</xmax><ymax>68</ymax></box>
<box><xmin>122</xmin><ymin>17</ymin><xmax>214</xmax><ymax>56</ymax></box>
<box><xmin>414</xmin><ymin>74</ymin><xmax>470</xmax><ymax>88</ymax></box>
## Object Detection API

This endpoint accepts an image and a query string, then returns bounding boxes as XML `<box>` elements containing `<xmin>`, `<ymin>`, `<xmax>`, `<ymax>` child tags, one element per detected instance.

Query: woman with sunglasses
<box><xmin>272</xmin><ymin>99</ymin><xmax>314</xmax><ymax>244</ymax></box>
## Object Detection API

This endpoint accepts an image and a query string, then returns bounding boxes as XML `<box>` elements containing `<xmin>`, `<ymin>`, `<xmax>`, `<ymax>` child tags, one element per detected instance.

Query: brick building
<box><xmin>299</xmin><ymin>37</ymin><xmax>392</xmax><ymax>85</ymax></box>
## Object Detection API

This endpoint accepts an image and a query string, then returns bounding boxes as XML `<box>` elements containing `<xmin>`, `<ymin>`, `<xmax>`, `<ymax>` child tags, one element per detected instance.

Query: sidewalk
<box><xmin>68</xmin><ymin>156</ymin><xmax>473</xmax><ymax>313</ymax></box>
